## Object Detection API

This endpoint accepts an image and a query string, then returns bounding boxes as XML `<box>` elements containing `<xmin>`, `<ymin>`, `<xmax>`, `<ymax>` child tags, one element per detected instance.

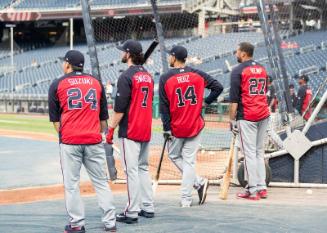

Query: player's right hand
<box><xmin>106</xmin><ymin>127</ymin><xmax>115</xmax><ymax>144</ymax></box>
<box><xmin>229</xmin><ymin>120</ymin><xmax>239</xmax><ymax>136</ymax></box>
<box><xmin>163</xmin><ymin>131</ymin><xmax>172</xmax><ymax>141</ymax></box>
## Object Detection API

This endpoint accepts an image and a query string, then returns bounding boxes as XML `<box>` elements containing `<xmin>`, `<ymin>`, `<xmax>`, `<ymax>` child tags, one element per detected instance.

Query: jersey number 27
<box><xmin>249</xmin><ymin>78</ymin><xmax>266</xmax><ymax>95</ymax></box>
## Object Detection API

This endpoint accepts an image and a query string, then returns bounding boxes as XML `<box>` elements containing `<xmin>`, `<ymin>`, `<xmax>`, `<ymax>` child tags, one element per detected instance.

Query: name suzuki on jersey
<box><xmin>68</xmin><ymin>78</ymin><xmax>94</xmax><ymax>86</ymax></box>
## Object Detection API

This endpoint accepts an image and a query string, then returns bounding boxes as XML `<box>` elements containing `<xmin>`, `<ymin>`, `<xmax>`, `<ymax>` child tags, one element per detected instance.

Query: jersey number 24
<box><xmin>67</xmin><ymin>88</ymin><xmax>97</xmax><ymax>110</ymax></box>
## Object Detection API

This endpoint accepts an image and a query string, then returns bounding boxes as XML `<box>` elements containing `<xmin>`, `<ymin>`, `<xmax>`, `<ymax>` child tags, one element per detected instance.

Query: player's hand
<box><xmin>163</xmin><ymin>131</ymin><xmax>172</xmax><ymax>141</ymax></box>
<box><xmin>229</xmin><ymin>120</ymin><xmax>239</xmax><ymax>136</ymax></box>
<box><xmin>106</xmin><ymin>127</ymin><xmax>115</xmax><ymax>144</ymax></box>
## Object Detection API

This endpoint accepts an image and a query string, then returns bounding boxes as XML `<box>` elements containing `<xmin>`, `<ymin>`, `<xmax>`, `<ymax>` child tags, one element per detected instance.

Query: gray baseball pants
<box><xmin>119</xmin><ymin>138</ymin><xmax>154</xmax><ymax>218</ymax></box>
<box><xmin>238</xmin><ymin>117</ymin><xmax>269</xmax><ymax>194</ymax></box>
<box><xmin>59</xmin><ymin>143</ymin><xmax>116</xmax><ymax>228</ymax></box>
<box><xmin>167</xmin><ymin>133</ymin><xmax>205</xmax><ymax>206</ymax></box>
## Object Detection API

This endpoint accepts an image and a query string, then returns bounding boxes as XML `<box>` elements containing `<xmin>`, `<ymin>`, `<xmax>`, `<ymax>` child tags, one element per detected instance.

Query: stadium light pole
<box><xmin>70</xmin><ymin>18</ymin><xmax>74</xmax><ymax>50</ymax></box>
<box><xmin>6</xmin><ymin>24</ymin><xmax>15</xmax><ymax>112</ymax></box>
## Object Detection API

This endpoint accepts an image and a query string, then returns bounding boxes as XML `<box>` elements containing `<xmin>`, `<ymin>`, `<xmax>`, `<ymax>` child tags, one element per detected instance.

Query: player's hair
<box><xmin>239</xmin><ymin>42</ymin><xmax>254</xmax><ymax>57</ymax></box>
<box><xmin>72</xmin><ymin>65</ymin><xmax>83</xmax><ymax>72</ymax></box>
<box><xmin>130</xmin><ymin>53</ymin><xmax>145</xmax><ymax>65</ymax></box>
<box><xmin>175</xmin><ymin>57</ymin><xmax>186</xmax><ymax>64</ymax></box>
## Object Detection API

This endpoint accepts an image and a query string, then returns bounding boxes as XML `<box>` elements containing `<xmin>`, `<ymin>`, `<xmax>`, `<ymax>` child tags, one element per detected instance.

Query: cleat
<box><xmin>116</xmin><ymin>212</ymin><xmax>138</xmax><ymax>224</ymax></box>
<box><xmin>104</xmin><ymin>225</ymin><xmax>117</xmax><ymax>232</ymax></box>
<box><xmin>198</xmin><ymin>179</ymin><xmax>209</xmax><ymax>205</ymax></box>
<box><xmin>138</xmin><ymin>210</ymin><xmax>154</xmax><ymax>218</ymax></box>
<box><xmin>180</xmin><ymin>203</ymin><xmax>192</xmax><ymax>208</ymax></box>
<box><xmin>64</xmin><ymin>225</ymin><xmax>85</xmax><ymax>233</ymax></box>
<box><xmin>237</xmin><ymin>191</ymin><xmax>260</xmax><ymax>200</ymax></box>
<box><xmin>258</xmin><ymin>189</ymin><xmax>268</xmax><ymax>199</ymax></box>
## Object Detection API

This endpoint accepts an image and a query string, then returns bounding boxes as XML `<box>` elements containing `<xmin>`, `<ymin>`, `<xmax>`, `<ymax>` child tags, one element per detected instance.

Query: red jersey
<box><xmin>298</xmin><ymin>85</ymin><xmax>312</xmax><ymax>121</ymax></box>
<box><xmin>114</xmin><ymin>65</ymin><xmax>153</xmax><ymax>142</ymax></box>
<box><xmin>159</xmin><ymin>66</ymin><xmax>223</xmax><ymax>138</ymax></box>
<box><xmin>229</xmin><ymin>60</ymin><xmax>270</xmax><ymax>122</ymax></box>
<box><xmin>48</xmin><ymin>71</ymin><xmax>109</xmax><ymax>145</ymax></box>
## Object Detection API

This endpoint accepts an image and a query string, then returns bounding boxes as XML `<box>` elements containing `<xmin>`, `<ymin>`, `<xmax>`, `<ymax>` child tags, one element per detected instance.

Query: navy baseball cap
<box><xmin>63</xmin><ymin>50</ymin><xmax>84</xmax><ymax>69</ymax></box>
<box><xmin>117</xmin><ymin>39</ymin><xmax>143</xmax><ymax>55</ymax></box>
<box><xmin>299</xmin><ymin>75</ymin><xmax>309</xmax><ymax>83</ymax></box>
<box><xmin>166</xmin><ymin>46</ymin><xmax>188</xmax><ymax>61</ymax></box>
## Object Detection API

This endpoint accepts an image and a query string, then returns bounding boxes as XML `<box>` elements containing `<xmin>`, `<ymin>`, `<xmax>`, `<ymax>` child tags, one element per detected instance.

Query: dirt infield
<box><xmin>0</xmin><ymin>129</ymin><xmax>57</xmax><ymax>142</ymax></box>
<box><xmin>0</xmin><ymin>182</ymin><xmax>123</xmax><ymax>205</ymax></box>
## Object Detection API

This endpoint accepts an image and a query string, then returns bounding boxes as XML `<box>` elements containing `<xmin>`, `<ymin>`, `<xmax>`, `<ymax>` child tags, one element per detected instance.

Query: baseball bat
<box><xmin>219</xmin><ymin>135</ymin><xmax>236</xmax><ymax>200</ymax></box>
<box><xmin>143</xmin><ymin>39</ymin><xmax>159</xmax><ymax>65</ymax></box>
<box><xmin>104</xmin><ymin>143</ymin><xmax>117</xmax><ymax>181</ymax></box>
<box><xmin>152</xmin><ymin>137</ymin><xmax>168</xmax><ymax>195</ymax></box>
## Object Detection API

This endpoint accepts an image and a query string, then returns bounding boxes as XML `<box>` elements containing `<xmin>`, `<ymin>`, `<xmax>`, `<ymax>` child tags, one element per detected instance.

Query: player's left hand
<box><xmin>163</xmin><ymin>131</ymin><xmax>172</xmax><ymax>141</ymax></box>
<box><xmin>106</xmin><ymin>127</ymin><xmax>115</xmax><ymax>144</ymax></box>
<box><xmin>229</xmin><ymin>120</ymin><xmax>239</xmax><ymax>136</ymax></box>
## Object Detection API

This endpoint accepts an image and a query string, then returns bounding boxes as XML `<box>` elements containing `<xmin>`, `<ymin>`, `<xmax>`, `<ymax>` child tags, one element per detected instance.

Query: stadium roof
<box><xmin>0</xmin><ymin>1</ymin><xmax>183</xmax><ymax>22</ymax></box>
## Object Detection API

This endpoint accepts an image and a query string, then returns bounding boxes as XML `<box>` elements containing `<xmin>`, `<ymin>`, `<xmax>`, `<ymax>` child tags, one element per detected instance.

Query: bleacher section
<box><xmin>0</xmin><ymin>0</ymin><xmax>11</xmax><ymax>10</ymax></box>
<box><xmin>0</xmin><ymin>31</ymin><xmax>326</xmax><ymax>102</ymax></box>
<box><xmin>16</xmin><ymin>0</ymin><xmax>79</xmax><ymax>9</ymax></box>
<box><xmin>13</xmin><ymin>0</ymin><xmax>181</xmax><ymax>9</ymax></box>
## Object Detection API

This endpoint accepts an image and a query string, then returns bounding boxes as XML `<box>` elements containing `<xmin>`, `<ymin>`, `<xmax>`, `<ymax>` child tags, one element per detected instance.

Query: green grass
<box><xmin>0</xmin><ymin>114</ymin><xmax>56</xmax><ymax>134</ymax></box>
<box><xmin>0</xmin><ymin>114</ymin><xmax>163</xmax><ymax>135</ymax></box>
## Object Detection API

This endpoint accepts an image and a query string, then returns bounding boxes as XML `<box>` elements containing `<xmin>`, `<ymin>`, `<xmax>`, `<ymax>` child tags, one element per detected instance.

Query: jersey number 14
<box><xmin>176</xmin><ymin>86</ymin><xmax>197</xmax><ymax>107</ymax></box>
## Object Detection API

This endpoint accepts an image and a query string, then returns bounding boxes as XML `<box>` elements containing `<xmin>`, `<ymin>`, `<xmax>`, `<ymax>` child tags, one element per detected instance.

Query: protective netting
<box><xmin>87</xmin><ymin>1</ymin><xmax>232</xmax><ymax>181</ymax></box>
<box><xmin>84</xmin><ymin>0</ymin><xmax>327</xmax><ymax>182</ymax></box>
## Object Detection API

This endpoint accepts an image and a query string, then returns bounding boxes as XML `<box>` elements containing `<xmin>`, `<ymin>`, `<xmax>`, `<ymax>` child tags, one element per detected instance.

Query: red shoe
<box><xmin>237</xmin><ymin>191</ymin><xmax>260</xmax><ymax>200</ymax></box>
<box><xmin>258</xmin><ymin>189</ymin><xmax>268</xmax><ymax>199</ymax></box>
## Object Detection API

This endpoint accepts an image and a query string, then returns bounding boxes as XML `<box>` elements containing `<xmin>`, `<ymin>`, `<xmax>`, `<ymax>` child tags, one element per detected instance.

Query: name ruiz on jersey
<box><xmin>68</xmin><ymin>78</ymin><xmax>93</xmax><ymax>86</ymax></box>
<box><xmin>177</xmin><ymin>75</ymin><xmax>190</xmax><ymax>83</ymax></box>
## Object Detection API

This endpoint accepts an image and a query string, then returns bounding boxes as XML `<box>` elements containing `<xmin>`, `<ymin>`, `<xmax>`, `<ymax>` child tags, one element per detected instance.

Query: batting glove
<box><xmin>163</xmin><ymin>130</ymin><xmax>172</xmax><ymax>141</ymax></box>
<box><xmin>229</xmin><ymin>120</ymin><xmax>239</xmax><ymax>136</ymax></box>
<box><xmin>106</xmin><ymin>127</ymin><xmax>115</xmax><ymax>144</ymax></box>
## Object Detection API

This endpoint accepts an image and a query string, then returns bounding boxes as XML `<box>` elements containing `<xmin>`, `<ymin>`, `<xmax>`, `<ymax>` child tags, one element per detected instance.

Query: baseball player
<box><xmin>106</xmin><ymin>40</ymin><xmax>154</xmax><ymax>224</ymax></box>
<box><xmin>229</xmin><ymin>42</ymin><xmax>270</xmax><ymax>200</ymax></box>
<box><xmin>289</xmin><ymin>84</ymin><xmax>297</xmax><ymax>109</ymax></box>
<box><xmin>48</xmin><ymin>50</ymin><xmax>116</xmax><ymax>232</ymax></box>
<box><xmin>266</xmin><ymin>76</ymin><xmax>278</xmax><ymax>113</ymax></box>
<box><xmin>159</xmin><ymin>46</ymin><xmax>223</xmax><ymax>207</ymax></box>
<box><xmin>296</xmin><ymin>75</ymin><xmax>312</xmax><ymax>121</ymax></box>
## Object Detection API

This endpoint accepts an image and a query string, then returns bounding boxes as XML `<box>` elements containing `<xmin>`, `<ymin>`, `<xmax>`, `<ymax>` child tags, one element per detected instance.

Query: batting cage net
<box><xmin>78</xmin><ymin>0</ymin><xmax>327</xmax><ymax>183</ymax></box>
<box><xmin>82</xmin><ymin>0</ymin><xmax>232</xmax><ymax>182</ymax></box>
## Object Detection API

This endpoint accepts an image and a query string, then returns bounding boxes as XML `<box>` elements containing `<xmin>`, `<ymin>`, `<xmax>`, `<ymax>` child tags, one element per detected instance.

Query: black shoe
<box><xmin>64</xmin><ymin>225</ymin><xmax>85</xmax><ymax>233</ymax></box>
<box><xmin>116</xmin><ymin>212</ymin><xmax>138</xmax><ymax>224</ymax></box>
<box><xmin>198</xmin><ymin>179</ymin><xmax>209</xmax><ymax>205</ymax></box>
<box><xmin>104</xmin><ymin>225</ymin><xmax>117</xmax><ymax>232</ymax></box>
<box><xmin>138</xmin><ymin>210</ymin><xmax>155</xmax><ymax>218</ymax></box>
